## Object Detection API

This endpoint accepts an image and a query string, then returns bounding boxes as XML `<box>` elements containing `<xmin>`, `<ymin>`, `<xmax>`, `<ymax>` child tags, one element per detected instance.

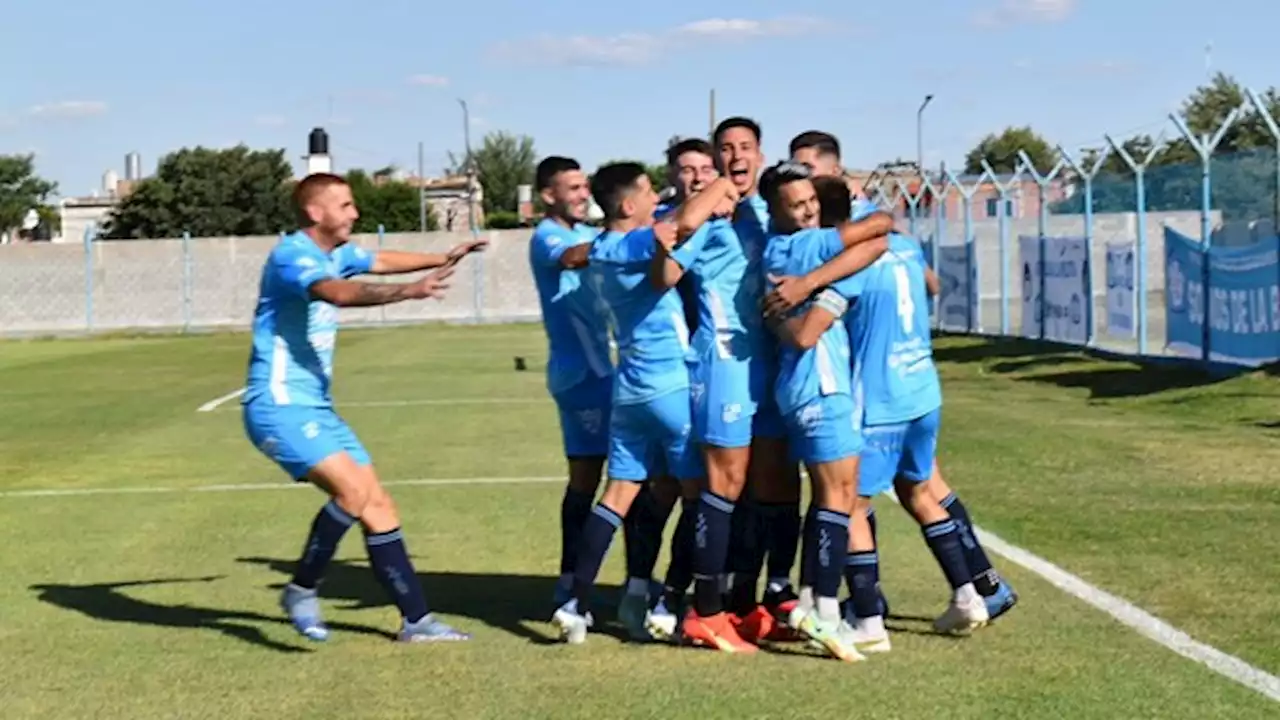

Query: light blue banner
<box><xmin>1164</xmin><ymin>226</ymin><xmax>1280</xmax><ymax>366</ymax></box>
<box><xmin>936</xmin><ymin>244</ymin><xmax>976</xmax><ymax>331</ymax></box>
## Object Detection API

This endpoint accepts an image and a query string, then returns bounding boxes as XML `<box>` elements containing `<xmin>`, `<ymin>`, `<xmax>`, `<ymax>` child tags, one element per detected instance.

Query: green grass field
<box><xmin>1</xmin><ymin>325</ymin><xmax>1278</xmax><ymax>719</ymax></box>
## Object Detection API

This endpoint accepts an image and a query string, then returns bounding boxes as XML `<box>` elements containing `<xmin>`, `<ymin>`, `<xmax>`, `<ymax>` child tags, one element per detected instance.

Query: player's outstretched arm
<box><xmin>765</xmin><ymin>288</ymin><xmax>844</xmax><ymax>350</ymax></box>
<box><xmin>309</xmin><ymin>266</ymin><xmax>454</xmax><ymax>307</ymax></box>
<box><xmin>371</xmin><ymin>239</ymin><xmax>488</xmax><ymax>275</ymax></box>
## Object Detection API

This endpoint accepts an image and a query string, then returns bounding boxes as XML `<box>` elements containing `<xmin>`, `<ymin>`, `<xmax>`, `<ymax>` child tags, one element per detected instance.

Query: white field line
<box><xmin>196</xmin><ymin>388</ymin><xmax>246</xmax><ymax>412</ymax></box>
<box><xmin>196</xmin><ymin>393</ymin><xmax>547</xmax><ymax>412</ymax></box>
<box><xmin>4</xmin><ymin>471</ymin><xmax>1275</xmax><ymax>703</ymax></box>
<box><xmin>876</xmin><ymin>490</ymin><xmax>1279</xmax><ymax>703</ymax></box>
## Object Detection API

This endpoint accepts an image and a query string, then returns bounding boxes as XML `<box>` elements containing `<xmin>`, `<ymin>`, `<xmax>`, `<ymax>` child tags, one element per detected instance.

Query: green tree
<box><xmin>104</xmin><ymin>146</ymin><xmax>293</xmax><ymax>238</ymax></box>
<box><xmin>449</xmin><ymin>131</ymin><xmax>537</xmax><ymax>215</ymax></box>
<box><xmin>963</xmin><ymin>126</ymin><xmax>1056</xmax><ymax>175</ymax></box>
<box><xmin>346</xmin><ymin>169</ymin><xmax>436</xmax><ymax>233</ymax></box>
<box><xmin>0</xmin><ymin>154</ymin><xmax>58</xmax><ymax>235</ymax></box>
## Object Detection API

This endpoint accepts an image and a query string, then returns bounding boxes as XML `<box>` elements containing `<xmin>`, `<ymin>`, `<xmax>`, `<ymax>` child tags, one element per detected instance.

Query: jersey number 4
<box><xmin>892</xmin><ymin>264</ymin><xmax>915</xmax><ymax>334</ymax></box>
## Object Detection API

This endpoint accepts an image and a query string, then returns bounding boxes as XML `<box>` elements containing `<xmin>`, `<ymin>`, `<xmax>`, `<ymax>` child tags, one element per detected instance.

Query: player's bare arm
<box><xmin>673</xmin><ymin>177</ymin><xmax>737</xmax><ymax>241</ymax></box>
<box><xmin>310</xmin><ymin>266</ymin><xmax>453</xmax><ymax>307</ymax></box>
<box><xmin>924</xmin><ymin>266</ymin><xmax>941</xmax><ymax>297</ymax></box>
<box><xmin>764</xmin><ymin>288</ymin><xmax>844</xmax><ymax>349</ymax></box>
<box><xmin>763</xmin><ymin>235</ymin><xmax>889</xmax><ymax>317</ymax></box>
<box><xmin>558</xmin><ymin>243</ymin><xmax>592</xmax><ymax>269</ymax></box>
<box><xmin>649</xmin><ymin>221</ymin><xmax>687</xmax><ymax>289</ymax></box>
<box><xmin>370</xmin><ymin>239</ymin><xmax>488</xmax><ymax>274</ymax></box>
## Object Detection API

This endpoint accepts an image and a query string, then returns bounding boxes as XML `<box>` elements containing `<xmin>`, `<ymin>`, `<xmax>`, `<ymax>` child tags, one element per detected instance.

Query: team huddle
<box><xmin>530</xmin><ymin>119</ymin><xmax>1018</xmax><ymax>660</ymax></box>
<box><xmin>235</xmin><ymin>116</ymin><xmax>1016</xmax><ymax>660</ymax></box>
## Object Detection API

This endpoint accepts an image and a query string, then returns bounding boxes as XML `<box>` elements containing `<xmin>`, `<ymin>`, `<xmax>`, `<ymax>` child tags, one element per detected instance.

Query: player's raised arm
<box><xmin>370</xmin><ymin>239</ymin><xmax>488</xmax><ymax>275</ymax></box>
<box><xmin>672</xmin><ymin>176</ymin><xmax>737</xmax><ymax>241</ymax></box>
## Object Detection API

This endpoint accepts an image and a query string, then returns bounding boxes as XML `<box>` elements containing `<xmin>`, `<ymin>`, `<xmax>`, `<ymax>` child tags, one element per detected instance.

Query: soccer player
<box><xmin>243</xmin><ymin>172</ymin><xmax>480</xmax><ymax>643</ymax></box>
<box><xmin>528</xmin><ymin>157</ymin><xmax>672</xmax><ymax>635</ymax></box>
<box><xmin>708</xmin><ymin>118</ymin><xmax>893</xmax><ymax>641</ymax></box>
<box><xmin>780</xmin><ymin>131</ymin><xmax>1019</xmax><ymax>622</ymax></box>
<box><xmin>758</xmin><ymin>161</ymin><xmax>889</xmax><ymax>661</ymax></box>
<box><xmin>768</xmin><ymin>171</ymin><xmax>991</xmax><ymax>639</ymax></box>
<box><xmin>550</xmin><ymin>163</ymin><xmax>704</xmax><ymax>646</ymax></box>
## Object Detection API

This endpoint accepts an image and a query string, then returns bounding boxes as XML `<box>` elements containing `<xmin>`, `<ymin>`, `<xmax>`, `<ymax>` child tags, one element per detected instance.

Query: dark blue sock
<box><xmin>292</xmin><ymin>500</ymin><xmax>356</xmax><ymax>590</ymax></box>
<box><xmin>798</xmin><ymin>504</ymin><xmax>819</xmax><ymax>589</ymax></box>
<box><xmin>813</xmin><ymin>509</ymin><xmax>850</xmax><ymax>600</ymax></box>
<box><xmin>560</xmin><ymin>487</ymin><xmax>594</xmax><ymax>576</ymax></box>
<box><xmin>662</xmin><ymin>498</ymin><xmax>697</xmax><ymax>609</ymax></box>
<box><xmin>364</xmin><ymin>528</ymin><xmax>429</xmax><ymax>623</ymax></box>
<box><xmin>846</xmin><ymin>551</ymin><xmax>881</xmax><ymax>618</ymax></box>
<box><xmin>693</xmin><ymin>491</ymin><xmax>735</xmax><ymax>617</ymax></box>
<box><xmin>923</xmin><ymin>519</ymin><xmax>972</xmax><ymax>590</ymax></box>
<box><xmin>725</xmin><ymin>497</ymin><xmax>763</xmax><ymax>614</ymax></box>
<box><xmin>763</xmin><ymin>502</ymin><xmax>802</xmax><ymax>583</ymax></box>
<box><xmin>572</xmin><ymin>504</ymin><xmax>622</xmax><ymax>613</ymax></box>
<box><xmin>941</xmin><ymin>493</ymin><xmax>999</xmax><ymax>594</ymax></box>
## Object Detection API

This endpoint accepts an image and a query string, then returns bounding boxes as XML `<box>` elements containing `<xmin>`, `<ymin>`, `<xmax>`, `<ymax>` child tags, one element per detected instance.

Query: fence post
<box><xmin>1059</xmin><ymin>145</ymin><xmax>1111</xmax><ymax>348</ymax></box>
<box><xmin>1104</xmin><ymin>135</ymin><xmax>1162</xmax><ymax>356</ymax></box>
<box><xmin>926</xmin><ymin>171</ymin><xmax>946</xmax><ymax>327</ymax></box>
<box><xmin>945</xmin><ymin>169</ymin><xmax>982</xmax><ymax>333</ymax></box>
<box><xmin>83</xmin><ymin>224</ymin><xmax>96</xmax><ymax>331</ymax></box>
<box><xmin>377</xmin><ymin>224</ymin><xmax>387</xmax><ymax>326</ymax></box>
<box><xmin>1171</xmin><ymin>107</ymin><xmax>1240</xmax><ymax>363</ymax></box>
<box><xmin>895</xmin><ymin>178</ymin><xmax>922</xmax><ymax>238</ymax></box>
<box><xmin>1017</xmin><ymin>151</ymin><xmax>1066</xmax><ymax>342</ymax></box>
<box><xmin>182</xmin><ymin>231</ymin><xmax>192</xmax><ymax>332</ymax></box>
<box><xmin>1244</xmin><ymin>88</ymin><xmax>1280</xmax><ymax>358</ymax></box>
<box><xmin>980</xmin><ymin>160</ymin><xmax>1015</xmax><ymax>335</ymax></box>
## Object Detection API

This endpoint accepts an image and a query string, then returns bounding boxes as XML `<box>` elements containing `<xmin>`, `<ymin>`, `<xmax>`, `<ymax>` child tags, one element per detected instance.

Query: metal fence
<box><xmin>866</xmin><ymin>87</ymin><xmax>1280</xmax><ymax>367</ymax></box>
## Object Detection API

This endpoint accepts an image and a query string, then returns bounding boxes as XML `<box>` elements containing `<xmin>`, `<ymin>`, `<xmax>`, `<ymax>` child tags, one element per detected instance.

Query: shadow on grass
<box><xmin>933</xmin><ymin>334</ymin><xmax>1244</xmax><ymax>400</ymax></box>
<box><xmin>29</xmin><ymin>577</ymin><xmax>394</xmax><ymax>654</ymax></box>
<box><xmin>237</xmin><ymin>556</ymin><xmax>633</xmax><ymax>645</ymax></box>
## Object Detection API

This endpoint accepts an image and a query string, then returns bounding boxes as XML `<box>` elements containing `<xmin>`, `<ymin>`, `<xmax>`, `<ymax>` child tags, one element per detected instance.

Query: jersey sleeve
<box><xmin>850</xmin><ymin>198</ymin><xmax>881</xmax><ymax>221</ymax></box>
<box><xmin>530</xmin><ymin>227</ymin><xmax>572</xmax><ymax>268</ymax></box>
<box><xmin>335</xmin><ymin>243</ymin><xmax>375</xmax><ymax>278</ymax></box>
<box><xmin>271</xmin><ymin>244</ymin><xmax>338</xmax><ymax>299</ymax></box>
<box><xmin>622</xmin><ymin>227</ymin><xmax>658</xmax><ymax>263</ymax></box>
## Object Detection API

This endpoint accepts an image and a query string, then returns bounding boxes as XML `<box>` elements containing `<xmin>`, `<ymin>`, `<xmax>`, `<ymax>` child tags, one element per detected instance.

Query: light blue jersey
<box><xmin>529</xmin><ymin>218</ymin><xmax>614</xmax><ymax>396</ymax></box>
<box><xmin>587</xmin><ymin>227</ymin><xmax>691</xmax><ymax>405</ymax></box>
<box><xmin>845</xmin><ymin>235</ymin><xmax>942</xmax><ymax>425</ymax></box>
<box><xmin>851</xmin><ymin>198</ymin><xmax>880</xmax><ymax>221</ymax></box>
<box><xmin>763</xmin><ymin>227</ymin><xmax>857</xmax><ymax>416</ymax></box>
<box><xmin>733</xmin><ymin>192</ymin><xmax>788</xmax><ymax>439</ymax></box>
<box><xmin>243</xmin><ymin>231</ymin><xmax>375</xmax><ymax>408</ymax></box>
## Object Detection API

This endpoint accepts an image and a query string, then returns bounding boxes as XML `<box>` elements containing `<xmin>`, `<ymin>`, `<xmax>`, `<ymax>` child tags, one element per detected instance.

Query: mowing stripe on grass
<box><xmin>3</xmin><ymin>474</ymin><xmax>1276</xmax><ymax>702</ymax></box>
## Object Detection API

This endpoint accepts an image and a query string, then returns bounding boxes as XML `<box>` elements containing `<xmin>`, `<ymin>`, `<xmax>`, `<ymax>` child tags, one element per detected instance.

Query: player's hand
<box><xmin>653</xmin><ymin>221</ymin><xmax>678</xmax><ymax>253</ymax></box>
<box><xmin>446</xmin><ymin>238</ymin><xmax>488</xmax><ymax>263</ymax></box>
<box><xmin>411</xmin><ymin>265</ymin><xmax>455</xmax><ymax>300</ymax></box>
<box><xmin>711</xmin><ymin>192</ymin><xmax>737</xmax><ymax>219</ymax></box>
<box><xmin>763</xmin><ymin>274</ymin><xmax>815</xmax><ymax>317</ymax></box>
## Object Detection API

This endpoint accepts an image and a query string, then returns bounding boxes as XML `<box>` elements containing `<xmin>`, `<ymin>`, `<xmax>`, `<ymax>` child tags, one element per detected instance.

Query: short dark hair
<box><xmin>713</xmin><ymin>116</ymin><xmax>762</xmax><ymax>146</ymax></box>
<box><xmin>666</xmin><ymin>137</ymin><xmax>715</xmax><ymax>168</ymax></box>
<box><xmin>590</xmin><ymin>162</ymin><xmax>647</xmax><ymax>220</ymax></box>
<box><xmin>293</xmin><ymin>172</ymin><xmax>348</xmax><ymax>226</ymax></box>
<box><xmin>758</xmin><ymin>160</ymin><xmax>812</xmax><ymax>210</ymax></box>
<box><xmin>535</xmin><ymin>156</ymin><xmax>581</xmax><ymax>191</ymax></box>
<box><xmin>789</xmin><ymin>130</ymin><xmax>841</xmax><ymax>160</ymax></box>
<box><xmin>813</xmin><ymin>176</ymin><xmax>852</xmax><ymax>227</ymax></box>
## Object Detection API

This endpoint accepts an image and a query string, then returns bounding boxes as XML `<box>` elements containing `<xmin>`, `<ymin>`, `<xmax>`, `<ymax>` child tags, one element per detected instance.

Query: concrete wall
<box><xmin>0</xmin><ymin>210</ymin><xmax>1213</xmax><ymax>354</ymax></box>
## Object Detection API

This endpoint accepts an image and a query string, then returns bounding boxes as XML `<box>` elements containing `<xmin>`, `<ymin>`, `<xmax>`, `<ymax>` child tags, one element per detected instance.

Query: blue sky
<box><xmin>3</xmin><ymin>0</ymin><xmax>1277</xmax><ymax>198</ymax></box>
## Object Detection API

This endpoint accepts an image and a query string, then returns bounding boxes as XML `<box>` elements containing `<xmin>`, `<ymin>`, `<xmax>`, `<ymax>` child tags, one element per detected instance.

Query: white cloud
<box><xmin>973</xmin><ymin>0</ymin><xmax>1077</xmax><ymax>28</ymax></box>
<box><xmin>408</xmin><ymin>74</ymin><xmax>450</xmax><ymax>87</ymax></box>
<box><xmin>491</xmin><ymin>16</ymin><xmax>829</xmax><ymax>67</ymax></box>
<box><xmin>254</xmin><ymin>114</ymin><xmax>287</xmax><ymax>127</ymax></box>
<box><xmin>27</xmin><ymin>100</ymin><xmax>108</xmax><ymax>118</ymax></box>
